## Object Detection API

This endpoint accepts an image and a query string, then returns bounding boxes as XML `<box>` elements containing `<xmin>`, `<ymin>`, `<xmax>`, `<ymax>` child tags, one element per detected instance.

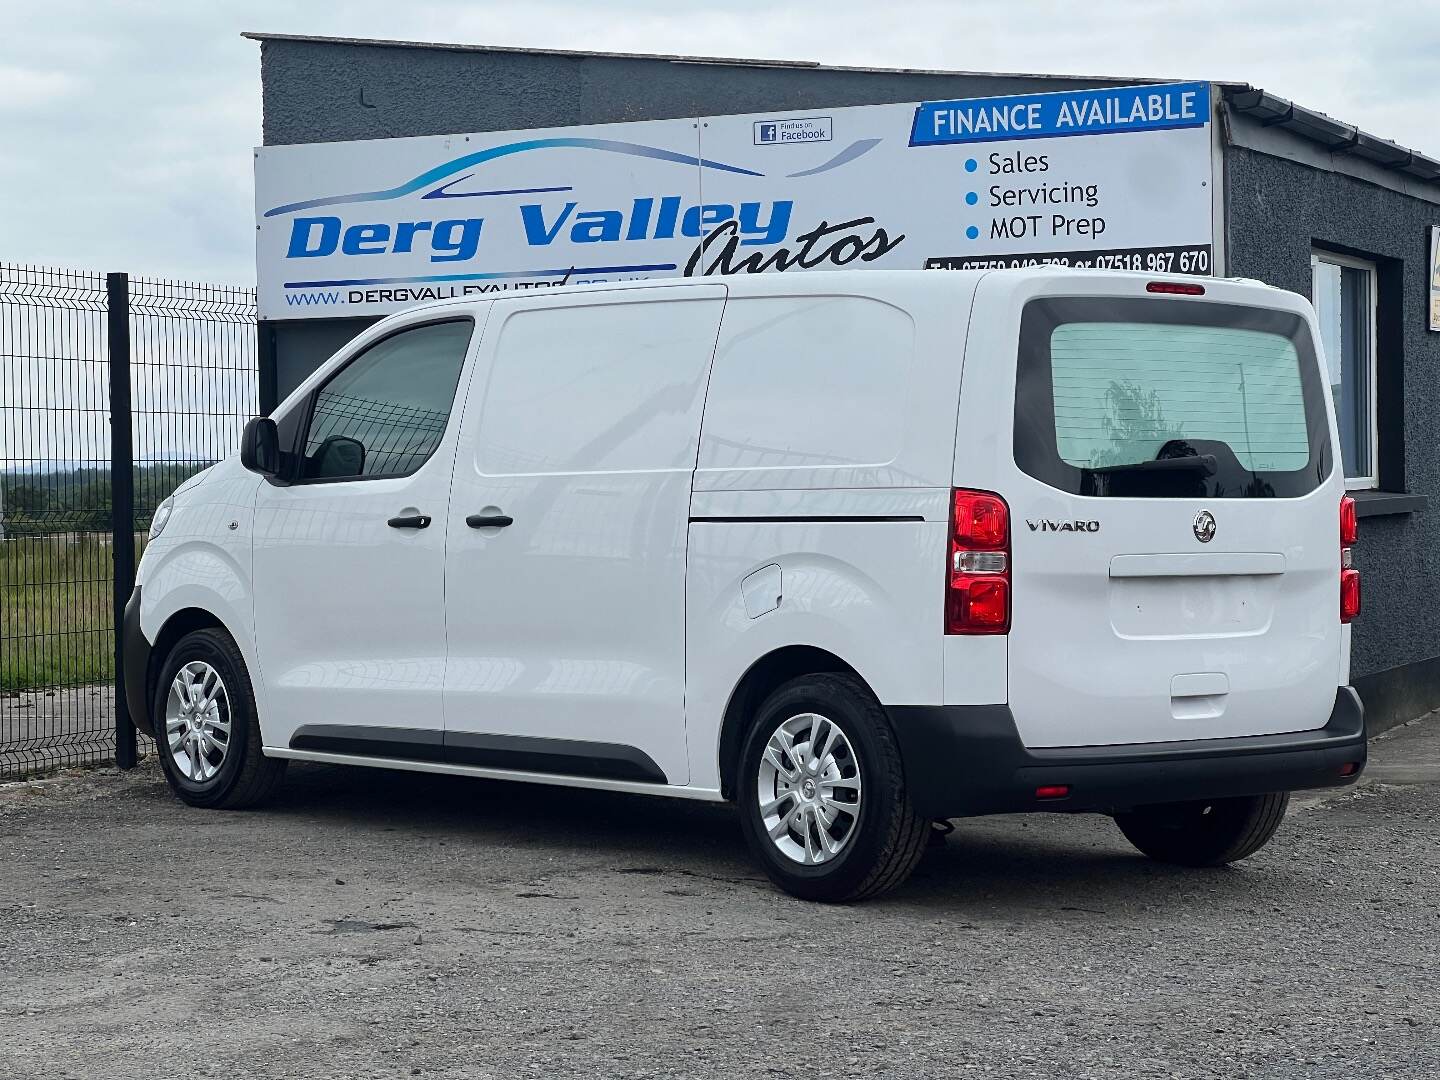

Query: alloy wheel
<box><xmin>756</xmin><ymin>712</ymin><xmax>863</xmax><ymax>865</ymax></box>
<box><xmin>164</xmin><ymin>660</ymin><xmax>232</xmax><ymax>783</ymax></box>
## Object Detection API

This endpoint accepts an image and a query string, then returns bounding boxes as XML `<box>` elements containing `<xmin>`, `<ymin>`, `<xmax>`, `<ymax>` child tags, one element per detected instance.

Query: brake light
<box><xmin>1340</xmin><ymin>496</ymin><xmax>1358</xmax><ymax>546</ymax></box>
<box><xmin>947</xmin><ymin>489</ymin><xmax>1010</xmax><ymax>634</ymax></box>
<box><xmin>1340</xmin><ymin>496</ymin><xmax>1360</xmax><ymax>623</ymax></box>
<box><xmin>1146</xmin><ymin>281</ymin><xmax>1206</xmax><ymax>296</ymax></box>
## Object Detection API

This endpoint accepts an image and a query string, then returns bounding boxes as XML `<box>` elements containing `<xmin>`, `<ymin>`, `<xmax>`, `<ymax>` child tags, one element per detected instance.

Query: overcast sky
<box><xmin>3</xmin><ymin>1</ymin><xmax>1436</xmax><ymax>286</ymax></box>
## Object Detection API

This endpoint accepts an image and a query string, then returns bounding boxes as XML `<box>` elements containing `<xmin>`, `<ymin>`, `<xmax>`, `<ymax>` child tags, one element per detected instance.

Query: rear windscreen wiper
<box><xmin>1090</xmin><ymin>453</ymin><xmax>1217</xmax><ymax>476</ymax></box>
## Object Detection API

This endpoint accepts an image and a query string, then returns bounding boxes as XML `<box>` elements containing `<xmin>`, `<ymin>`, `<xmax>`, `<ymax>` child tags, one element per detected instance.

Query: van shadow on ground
<box><xmin>237</xmin><ymin>760</ymin><xmax>1310</xmax><ymax>912</ymax></box>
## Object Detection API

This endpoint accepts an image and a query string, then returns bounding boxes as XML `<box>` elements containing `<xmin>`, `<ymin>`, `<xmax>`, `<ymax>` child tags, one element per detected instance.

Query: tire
<box><xmin>737</xmin><ymin>673</ymin><xmax>928</xmax><ymax>902</ymax></box>
<box><xmin>1114</xmin><ymin>792</ymin><xmax>1290</xmax><ymax>867</ymax></box>
<box><xmin>153</xmin><ymin>627</ymin><xmax>287</xmax><ymax>810</ymax></box>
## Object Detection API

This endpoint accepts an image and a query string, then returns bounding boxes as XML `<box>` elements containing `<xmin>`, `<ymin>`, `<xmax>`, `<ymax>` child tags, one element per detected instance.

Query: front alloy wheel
<box><xmin>154</xmin><ymin>627</ymin><xmax>287</xmax><ymax>809</ymax></box>
<box><xmin>164</xmin><ymin>661</ymin><xmax>232</xmax><ymax>783</ymax></box>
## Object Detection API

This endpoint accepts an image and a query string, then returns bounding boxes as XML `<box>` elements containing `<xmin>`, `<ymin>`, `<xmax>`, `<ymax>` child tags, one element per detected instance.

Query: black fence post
<box><xmin>107</xmin><ymin>272</ymin><xmax>138</xmax><ymax>770</ymax></box>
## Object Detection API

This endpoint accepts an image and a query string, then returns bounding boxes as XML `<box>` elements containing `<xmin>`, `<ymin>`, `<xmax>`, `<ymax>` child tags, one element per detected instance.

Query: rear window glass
<box><xmin>1015</xmin><ymin>298</ymin><xmax>1331</xmax><ymax>499</ymax></box>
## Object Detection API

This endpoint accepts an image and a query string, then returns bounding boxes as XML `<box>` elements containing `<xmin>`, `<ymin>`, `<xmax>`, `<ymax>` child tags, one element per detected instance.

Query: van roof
<box><xmin>379</xmin><ymin>266</ymin><xmax>1289</xmax><ymax>320</ymax></box>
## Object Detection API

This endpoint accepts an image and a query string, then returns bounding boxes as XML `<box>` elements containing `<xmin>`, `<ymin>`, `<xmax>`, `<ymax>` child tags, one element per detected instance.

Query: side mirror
<box><xmin>310</xmin><ymin>435</ymin><xmax>366</xmax><ymax>479</ymax></box>
<box><xmin>240</xmin><ymin>416</ymin><xmax>281</xmax><ymax>477</ymax></box>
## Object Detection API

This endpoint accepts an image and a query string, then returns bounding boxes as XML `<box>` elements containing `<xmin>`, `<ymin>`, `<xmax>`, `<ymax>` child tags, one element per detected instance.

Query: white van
<box><xmin>122</xmin><ymin>268</ymin><xmax>1366</xmax><ymax>901</ymax></box>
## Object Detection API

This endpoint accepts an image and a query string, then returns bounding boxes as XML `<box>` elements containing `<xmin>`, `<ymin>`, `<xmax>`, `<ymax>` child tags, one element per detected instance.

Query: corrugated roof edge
<box><xmin>239</xmin><ymin>30</ymin><xmax>1180</xmax><ymax>84</ymax></box>
<box><xmin>1226</xmin><ymin>86</ymin><xmax>1440</xmax><ymax>185</ymax></box>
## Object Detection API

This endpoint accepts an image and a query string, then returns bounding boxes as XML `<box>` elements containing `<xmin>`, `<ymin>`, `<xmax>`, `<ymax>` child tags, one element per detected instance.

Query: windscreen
<box><xmin>1014</xmin><ymin>297</ymin><xmax>1331</xmax><ymax>498</ymax></box>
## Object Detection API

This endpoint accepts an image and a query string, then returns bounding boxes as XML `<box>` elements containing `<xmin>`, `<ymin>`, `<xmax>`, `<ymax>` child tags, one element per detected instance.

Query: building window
<box><xmin>1311</xmin><ymin>250</ymin><xmax>1378</xmax><ymax>488</ymax></box>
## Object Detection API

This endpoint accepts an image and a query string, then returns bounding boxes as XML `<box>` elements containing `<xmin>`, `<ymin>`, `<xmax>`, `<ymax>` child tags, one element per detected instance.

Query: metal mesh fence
<box><xmin>0</xmin><ymin>264</ymin><xmax>256</xmax><ymax>780</ymax></box>
<box><xmin>1</xmin><ymin>266</ymin><xmax>115</xmax><ymax>776</ymax></box>
<box><xmin>128</xmin><ymin>275</ymin><xmax>258</xmax><ymax>533</ymax></box>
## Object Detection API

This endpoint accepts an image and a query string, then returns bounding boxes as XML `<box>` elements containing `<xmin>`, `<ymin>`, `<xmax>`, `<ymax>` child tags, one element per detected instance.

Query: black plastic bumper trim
<box><xmin>888</xmin><ymin>687</ymin><xmax>1366</xmax><ymax>817</ymax></box>
<box><xmin>288</xmin><ymin>724</ymin><xmax>667</xmax><ymax>785</ymax></box>
<box><xmin>121</xmin><ymin>587</ymin><xmax>154</xmax><ymax>738</ymax></box>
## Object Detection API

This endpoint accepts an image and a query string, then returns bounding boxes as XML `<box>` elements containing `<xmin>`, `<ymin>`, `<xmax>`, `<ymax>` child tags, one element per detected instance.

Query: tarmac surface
<box><xmin>0</xmin><ymin>685</ymin><xmax>121</xmax><ymax>780</ymax></box>
<box><xmin>1</xmin><ymin>715</ymin><xmax>1436</xmax><ymax>1079</ymax></box>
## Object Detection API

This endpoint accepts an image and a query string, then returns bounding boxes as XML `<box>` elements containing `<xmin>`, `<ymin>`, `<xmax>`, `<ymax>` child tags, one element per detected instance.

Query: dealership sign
<box><xmin>254</xmin><ymin>82</ymin><xmax>1216</xmax><ymax>319</ymax></box>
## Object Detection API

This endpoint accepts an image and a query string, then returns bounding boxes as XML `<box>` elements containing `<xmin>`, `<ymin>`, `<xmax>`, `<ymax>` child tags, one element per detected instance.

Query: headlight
<box><xmin>148</xmin><ymin>497</ymin><xmax>175</xmax><ymax>540</ymax></box>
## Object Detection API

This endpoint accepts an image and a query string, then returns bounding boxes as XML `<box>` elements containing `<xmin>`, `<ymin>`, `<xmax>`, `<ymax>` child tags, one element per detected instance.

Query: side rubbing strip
<box><xmin>288</xmin><ymin>725</ymin><xmax>667</xmax><ymax>784</ymax></box>
<box><xmin>444</xmin><ymin>731</ymin><xmax>667</xmax><ymax>783</ymax></box>
<box><xmin>289</xmin><ymin>725</ymin><xmax>447</xmax><ymax>762</ymax></box>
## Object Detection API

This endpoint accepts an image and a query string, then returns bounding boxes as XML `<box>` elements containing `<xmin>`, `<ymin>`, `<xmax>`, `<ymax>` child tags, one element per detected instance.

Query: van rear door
<box><xmin>961</xmin><ymin>273</ymin><xmax>1344</xmax><ymax>749</ymax></box>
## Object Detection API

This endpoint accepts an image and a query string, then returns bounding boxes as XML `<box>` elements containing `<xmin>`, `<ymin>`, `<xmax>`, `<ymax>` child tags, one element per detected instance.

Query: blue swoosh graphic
<box><xmin>785</xmin><ymin>139</ymin><xmax>882</xmax><ymax>178</ymax></box>
<box><xmin>263</xmin><ymin>138</ymin><xmax>765</xmax><ymax>217</ymax></box>
<box><xmin>421</xmin><ymin>178</ymin><xmax>574</xmax><ymax>200</ymax></box>
<box><xmin>284</xmin><ymin>264</ymin><xmax>678</xmax><ymax>288</ymax></box>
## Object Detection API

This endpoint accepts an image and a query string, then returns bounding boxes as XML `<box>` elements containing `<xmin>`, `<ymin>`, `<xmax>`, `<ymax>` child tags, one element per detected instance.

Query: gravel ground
<box><xmin>1</xmin><ymin>718</ymin><xmax>1436</xmax><ymax>1080</ymax></box>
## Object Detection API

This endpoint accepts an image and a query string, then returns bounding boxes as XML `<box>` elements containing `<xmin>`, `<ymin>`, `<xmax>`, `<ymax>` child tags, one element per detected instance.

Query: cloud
<box><xmin>1</xmin><ymin>0</ymin><xmax>1436</xmax><ymax>285</ymax></box>
<box><xmin>0</xmin><ymin>64</ymin><xmax>82</xmax><ymax>110</ymax></box>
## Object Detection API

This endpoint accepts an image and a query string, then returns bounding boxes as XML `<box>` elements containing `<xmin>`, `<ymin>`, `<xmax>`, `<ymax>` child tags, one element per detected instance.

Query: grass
<box><xmin>0</xmin><ymin>534</ymin><xmax>141</xmax><ymax>692</ymax></box>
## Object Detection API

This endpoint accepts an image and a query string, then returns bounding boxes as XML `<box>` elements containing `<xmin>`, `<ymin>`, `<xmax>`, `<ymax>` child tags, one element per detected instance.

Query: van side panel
<box><xmin>686</xmin><ymin>277</ymin><xmax>978</xmax><ymax>791</ymax></box>
<box><xmin>685</xmin><ymin>513</ymin><xmax>949</xmax><ymax>792</ymax></box>
<box><xmin>693</xmin><ymin>279</ymin><xmax>976</xmax><ymax>493</ymax></box>
<box><xmin>444</xmin><ymin>288</ymin><xmax>728</xmax><ymax>787</ymax></box>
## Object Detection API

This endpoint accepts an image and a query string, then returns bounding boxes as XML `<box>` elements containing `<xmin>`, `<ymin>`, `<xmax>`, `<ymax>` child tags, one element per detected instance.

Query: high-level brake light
<box><xmin>1146</xmin><ymin>281</ymin><xmax>1206</xmax><ymax>296</ymax></box>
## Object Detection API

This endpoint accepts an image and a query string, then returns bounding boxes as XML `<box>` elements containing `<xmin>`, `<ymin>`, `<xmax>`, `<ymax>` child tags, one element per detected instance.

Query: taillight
<box><xmin>1340</xmin><ymin>495</ymin><xmax>1360</xmax><ymax>623</ymax></box>
<box><xmin>947</xmin><ymin>489</ymin><xmax>1010</xmax><ymax>634</ymax></box>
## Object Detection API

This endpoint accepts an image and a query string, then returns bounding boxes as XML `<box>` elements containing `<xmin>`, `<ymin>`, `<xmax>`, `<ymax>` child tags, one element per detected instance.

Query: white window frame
<box><xmin>1311</xmin><ymin>249</ymin><xmax>1379</xmax><ymax>491</ymax></box>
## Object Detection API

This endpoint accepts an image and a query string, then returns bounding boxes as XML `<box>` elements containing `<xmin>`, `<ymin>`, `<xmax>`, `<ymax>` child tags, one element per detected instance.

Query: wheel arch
<box><xmin>716</xmin><ymin>645</ymin><xmax>869</xmax><ymax>802</ymax></box>
<box><xmin>144</xmin><ymin>607</ymin><xmax>232</xmax><ymax>734</ymax></box>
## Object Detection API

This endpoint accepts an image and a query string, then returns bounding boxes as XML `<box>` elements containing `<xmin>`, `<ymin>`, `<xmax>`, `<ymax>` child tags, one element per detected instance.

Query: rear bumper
<box><xmin>121</xmin><ymin>587</ymin><xmax>154</xmax><ymax>738</ymax></box>
<box><xmin>889</xmin><ymin>687</ymin><xmax>1366</xmax><ymax>818</ymax></box>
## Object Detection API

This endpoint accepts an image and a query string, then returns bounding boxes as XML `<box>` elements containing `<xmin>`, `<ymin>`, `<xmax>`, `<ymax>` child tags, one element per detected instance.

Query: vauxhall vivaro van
<box><xmin>122</xmin><ymin>268</ymin><xmax>1366</xmax><ymax>901</ymax></box>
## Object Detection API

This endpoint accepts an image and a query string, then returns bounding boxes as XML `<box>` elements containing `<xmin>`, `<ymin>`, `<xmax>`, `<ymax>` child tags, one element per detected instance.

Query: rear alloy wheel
<box><xmin>738</xmin><ymin>673</ymin><xmax>928</xmax><ymax>902</ymax></box>
<box><xmin>756</xmin><ymin>711</ymin><xmax>865</xmax><ymax>866</ymax></box>
<box><xmin>154</xmin><ymin>628</ymin><xmax>287</xmax><ymax>810</ymax></box>
<box><xmin>1114</xmin><ymin>792</ymin><xmax>1290</xmax><ymax>867</ymax></box>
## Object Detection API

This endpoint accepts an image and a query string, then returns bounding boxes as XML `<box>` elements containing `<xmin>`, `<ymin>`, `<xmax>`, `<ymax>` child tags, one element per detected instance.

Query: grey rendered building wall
<box><xmin>255</xmin><ymin>37</ymin><xmax>1130</xmax><ymax>146</ymax></box>
<box><xmin>254</xmin><ymin>36</ymin><xmax>1132</xmax><ymax>397</ymax></box>
<box><xmin>1224</xmin><ymin>133</ymin><xmax>1440</xmax><ymax>722</ymax></box>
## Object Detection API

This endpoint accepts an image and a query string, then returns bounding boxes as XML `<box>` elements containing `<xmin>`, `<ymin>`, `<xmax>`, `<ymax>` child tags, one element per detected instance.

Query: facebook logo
<box><xmin>753</xmin><ymin>116</ymin><xmax>832</xmax><ymax>145</ymax></box>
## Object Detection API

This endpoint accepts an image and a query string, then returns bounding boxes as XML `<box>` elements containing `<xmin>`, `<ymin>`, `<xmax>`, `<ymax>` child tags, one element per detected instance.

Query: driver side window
<box><xmin>300</xmin><ymin>319</ymin><xmax>473</xmax><ymax>481</ymax></box>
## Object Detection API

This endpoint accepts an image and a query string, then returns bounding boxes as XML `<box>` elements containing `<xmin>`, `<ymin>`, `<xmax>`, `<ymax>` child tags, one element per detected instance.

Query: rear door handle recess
<box><xmin>387</xmin><ymin>514</ymin><xmax>432</xmax><ymax>529</ymax></box>
<box><xmin>466</xmin><ymin>514</ymin><xmax>513</xmax><ymax>529</ymax></box>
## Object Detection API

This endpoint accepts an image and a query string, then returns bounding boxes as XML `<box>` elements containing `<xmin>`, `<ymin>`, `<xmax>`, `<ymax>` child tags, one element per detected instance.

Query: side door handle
<box><xmin>466</xmin><ymin>513</ymin><xmax>513</xmax><ymax>529</ymax></box>
<box><xmin>387</xmin><ymin>514</ymin><xmax>432</xmax><ymax>529</ymax></box>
